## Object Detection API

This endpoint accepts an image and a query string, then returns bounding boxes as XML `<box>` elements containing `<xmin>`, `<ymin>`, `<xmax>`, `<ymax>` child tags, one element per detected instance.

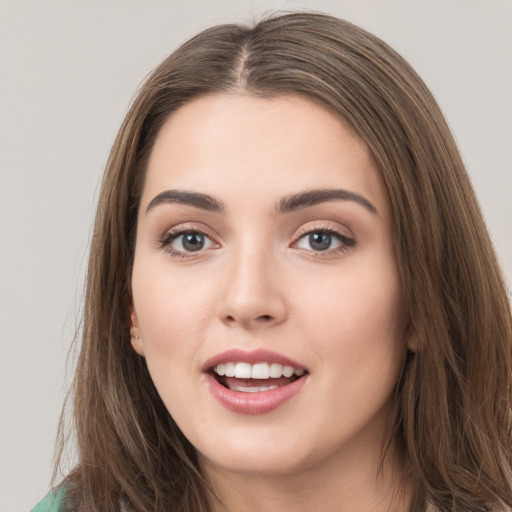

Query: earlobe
<box><xmin>129</xmin><ymin>306</ymin><xmax>145</xmax><ymax>356</ymax></box>
<box><xmin>406</xmin><ymin>331</ymin><xmax>420</xmax><ymax>353</ymax></box>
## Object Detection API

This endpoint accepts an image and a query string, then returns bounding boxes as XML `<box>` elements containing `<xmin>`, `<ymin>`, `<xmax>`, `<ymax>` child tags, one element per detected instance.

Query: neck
<box><xmin>201</xmin><ymin>439</ymin><xmax>412</xmax><ymax>512</ymax></box>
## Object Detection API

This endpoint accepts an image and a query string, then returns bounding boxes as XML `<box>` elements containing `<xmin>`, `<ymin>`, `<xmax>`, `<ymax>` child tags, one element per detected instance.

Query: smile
<box><xmin>215</xmin><ymin>361</ymin><xmax>304</xmax><ymax>380</ymax></box>
<box><xmin>203</xmin><ymin>349</ymin><xmax>309</xmax><ymax>414</ymax></box>
<box><xmin>214</xmin><ymin>362</ymin><xmax>305</xmax><ymax>392</ymax></box>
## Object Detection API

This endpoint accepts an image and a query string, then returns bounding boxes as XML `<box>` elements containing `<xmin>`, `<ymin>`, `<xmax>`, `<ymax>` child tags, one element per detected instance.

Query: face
<box><xmin>131</xmin><ymin>94</ymin><xmax>406</xmax><ymax>478</ymax></box>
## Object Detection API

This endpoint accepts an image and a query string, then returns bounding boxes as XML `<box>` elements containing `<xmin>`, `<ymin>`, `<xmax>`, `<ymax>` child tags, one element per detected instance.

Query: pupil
<box><xmin>183</xmin><ymin>233</ymin><xmax>204</xmax><ymax>252</ymax></box>
<box><xmin>309</xmin><ymin>232</ymin><xmax>331</xmax><ymax>251</ymax></box>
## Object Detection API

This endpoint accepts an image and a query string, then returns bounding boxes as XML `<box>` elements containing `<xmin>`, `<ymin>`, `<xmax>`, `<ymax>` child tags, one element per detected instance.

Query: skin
<box><xmin>131</xmin><ymin>94</ymin><xmax>410</xmax><ymax>511</ymax></box>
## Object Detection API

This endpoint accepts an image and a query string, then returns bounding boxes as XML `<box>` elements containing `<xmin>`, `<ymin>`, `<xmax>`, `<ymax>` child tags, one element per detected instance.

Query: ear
<box><xmin>129</xmin><ymin>306</ymin><xmax>145</xmax><ymax>356</ymax></box>
<box><xmin>406</xmin><ymin>330</ymin><xmax>420</xmax><ymax>353</ymax></box>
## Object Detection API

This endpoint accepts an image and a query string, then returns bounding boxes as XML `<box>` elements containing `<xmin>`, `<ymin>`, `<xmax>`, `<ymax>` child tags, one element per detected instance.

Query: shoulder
<box><xmin>30</xmin><ymin>487</ymin><xmax>66</xmax><ymax>512</ymax></box>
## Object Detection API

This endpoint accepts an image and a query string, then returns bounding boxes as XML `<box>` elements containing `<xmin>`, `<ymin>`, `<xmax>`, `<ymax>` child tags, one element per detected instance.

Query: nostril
<box><xmin>224</xmin><ymin>313</ymin><xmax>274</xmax><ymax>325</ymax></box>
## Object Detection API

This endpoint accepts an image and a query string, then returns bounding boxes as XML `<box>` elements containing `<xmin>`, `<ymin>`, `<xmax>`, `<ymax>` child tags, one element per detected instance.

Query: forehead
<box><xmin>141</xmin><ymin>94</ymin><xmax>387</xmax><ymax>214</ymax></box>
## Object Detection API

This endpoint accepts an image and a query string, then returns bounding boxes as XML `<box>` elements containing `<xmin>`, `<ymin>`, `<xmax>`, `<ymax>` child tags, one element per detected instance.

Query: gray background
<box><xmin>1</xmin><ymin>1</ymin><xmax>510</xmax><ymax>511</ymax></box>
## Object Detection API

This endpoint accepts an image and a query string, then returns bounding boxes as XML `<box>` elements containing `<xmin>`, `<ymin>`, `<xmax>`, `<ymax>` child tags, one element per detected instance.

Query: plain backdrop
<box><xmin>1</xmin><ymin>1</ymin><xmax>510</xmax><ymax>511</ymax></box>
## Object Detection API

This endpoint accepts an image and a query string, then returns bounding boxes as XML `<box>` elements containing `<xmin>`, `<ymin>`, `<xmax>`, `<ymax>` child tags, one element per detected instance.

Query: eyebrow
<box><xmin>276</xmin><ymin>189</ymin><xmax>378</xmax><ymax>215</ymax></box>
<box><xmin>145</xmin><ymin>187</ymin><xmax>377</xmax><ymax>216</ymax></box>
<box><xmin>146</xmin><ymin>190</ymin><xmax>225</xmax><ymax>214</ymax></box>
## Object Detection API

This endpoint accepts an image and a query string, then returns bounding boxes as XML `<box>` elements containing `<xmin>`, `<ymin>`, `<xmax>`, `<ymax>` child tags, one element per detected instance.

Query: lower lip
<box><xmin>205</xmin><ymin>373</ymin><xmax>307</xmax><ymax>415</ymax></box>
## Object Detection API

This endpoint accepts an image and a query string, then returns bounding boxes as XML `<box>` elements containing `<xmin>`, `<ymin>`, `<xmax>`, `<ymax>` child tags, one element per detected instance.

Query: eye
<box><xmin>294</xmin><ymin>229</ymin><xmax>355</xmax><ymax>253</ymax></box>
<box><xmin>160</xmin><ymin>229</ymin><xmax>217</xmax><ymax>256</ymax></box>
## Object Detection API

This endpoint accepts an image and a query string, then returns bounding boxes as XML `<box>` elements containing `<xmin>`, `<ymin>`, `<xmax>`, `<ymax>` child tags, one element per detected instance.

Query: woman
<box><xmin>34</xmin><ymin>12</ymin><xmax>512</xmax><ymax>512</ymax></box>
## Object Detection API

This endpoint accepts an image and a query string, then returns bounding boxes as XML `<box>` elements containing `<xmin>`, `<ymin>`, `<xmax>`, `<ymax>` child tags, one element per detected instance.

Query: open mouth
<box><xmin>210</xmin><ymin>362</ymin><xmax>307</xmax><ymax>393</ymax></box>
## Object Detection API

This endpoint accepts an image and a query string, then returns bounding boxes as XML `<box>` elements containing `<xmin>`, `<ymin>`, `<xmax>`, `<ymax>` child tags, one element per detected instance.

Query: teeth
<box><xmin>251</xmin><ymin>363</ymin><xmax>270</xmax><ymax>379</ymax></box>
<box><xmin>225</xmin><ymin>362</ymin><xmax>236</xmax><ymax>377</ymax></box>
<box><xmin>282</xmin><ymin>366</ymin><xmax>294</xmax><ymax>378</ymax></box>
<box><xmin>231</xmin><ymin>385</ymin><xmax>279</xmax><ymax>393</ymax></box>
<box><xmin>234</xmin><ymin>362</ymin><xmax>252</xmax><ymax>378</ymax></box>
<box><xmin>214</xmin><ymin>362</ymin><xmax>306</xmax><ymax>379</ymax></box>
<box><xmin>269</xmin><ymin>363</ymin><xmax>283</xmax><ymax>378</ymax></box>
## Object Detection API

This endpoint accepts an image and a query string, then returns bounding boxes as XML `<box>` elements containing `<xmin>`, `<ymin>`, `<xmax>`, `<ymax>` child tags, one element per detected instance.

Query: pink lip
<box><xmin>202</xmin><ymin>348</ymin><xmax>306</xmax><ymax>372</ymax></box>
<box><xmin>202</xmin><ymin>348</ymin><xmax>308</xmax><ymax>415</ymax></box>
<box><xmin>205</xmin><ymin>373</ymin><xmax>308</xmax><ymax>415</ymax></box>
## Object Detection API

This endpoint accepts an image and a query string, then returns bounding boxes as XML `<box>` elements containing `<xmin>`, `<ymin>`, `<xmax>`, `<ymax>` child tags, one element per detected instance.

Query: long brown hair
<box><xmin>55</xmin><ymin>12</ymin><xmax>512</xmax><ymax>512</ymax></box>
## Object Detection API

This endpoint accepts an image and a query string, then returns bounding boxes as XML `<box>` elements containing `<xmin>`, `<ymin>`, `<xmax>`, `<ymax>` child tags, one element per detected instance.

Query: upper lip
<box><xmin>202</xmin><ymin>348</ymin><xmax>307</xmax><ymax>372</ymax></box>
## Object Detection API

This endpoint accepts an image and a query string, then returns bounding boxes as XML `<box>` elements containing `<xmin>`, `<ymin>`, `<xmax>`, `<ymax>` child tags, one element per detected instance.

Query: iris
<box><xmin>182</xmin><ymin>233</ymin><xmax>205</xmax><ymax>252</ymax></box>
<box><xmin>309</xmin><ymin>232</ymin><xmax>332</xmax><ymax>251</ymax></box>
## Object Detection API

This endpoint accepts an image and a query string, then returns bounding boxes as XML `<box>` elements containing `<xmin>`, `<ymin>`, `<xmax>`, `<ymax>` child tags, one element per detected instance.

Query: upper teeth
<box><xmin>214</xmin><ymin>362</ymin><xmax>305</xmax><ymax>379</ymax></box>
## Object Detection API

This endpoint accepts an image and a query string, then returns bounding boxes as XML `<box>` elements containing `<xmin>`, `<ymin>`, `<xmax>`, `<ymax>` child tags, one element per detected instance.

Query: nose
<box><xmin>216</xmin><ymin>248</ymin><xmax>287</xmax><ymax>330</ymax></box>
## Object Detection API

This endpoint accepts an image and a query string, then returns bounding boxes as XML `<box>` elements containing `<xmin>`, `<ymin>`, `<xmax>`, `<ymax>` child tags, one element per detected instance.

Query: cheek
<box><xmin>130</xmin><ymin>259</ymin><xmax>222</xmax><ymax>415</ymax></box>
<box><xmin>133</xmin><ymin>259</ymin><xmax>216</xmax><ymax>345</ymax></box>
<box><xmin>299</xmin><ymin>258</ymin><xmax>402</xmax><ymax>333</ymax></box>
<box><xmin>295</xmin><ymin>255</ymin><xmax>405</xmax><ymax>382</ymax></box>
<box><xmin>131</xmin><ymin>271</ymin><xmax>207</xmax><ymax>410</ymax></box>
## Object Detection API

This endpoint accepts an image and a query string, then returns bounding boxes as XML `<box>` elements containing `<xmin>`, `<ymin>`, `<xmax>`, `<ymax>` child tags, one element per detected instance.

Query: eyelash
<box><xmin>157</xmin><ymin>226</ymin><xmax>216</xmax><ymax>259</ymax></box>
<box><xmin>291</xmin><ymin>225</ymin><xmax>355</xmax><ymax>256</ymax></box>
<box><xmin>158</xmin><ymin>224</ymin><xmax>356</xmax><ymax>258</ymax></box>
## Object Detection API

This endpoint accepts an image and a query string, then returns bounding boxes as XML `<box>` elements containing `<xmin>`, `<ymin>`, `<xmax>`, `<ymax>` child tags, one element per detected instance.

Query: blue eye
<box><xmin>295</xmin><ymin>230</ymin><xmax>354</xmax><ymax>253</ymax></box>
<box><xmin>308</xmin><ymin>232</ymin><xmax>334</xmax><ymax>251</ymax></box>
<box><xmin>179</xmin><ymin>233</ymin><xmax>206</xmax><ymax>252</ymax></box>
<box><xmin>162</xmin><ymin>230</ymin><xmax>216</xmax><ymax>254</ymax></box>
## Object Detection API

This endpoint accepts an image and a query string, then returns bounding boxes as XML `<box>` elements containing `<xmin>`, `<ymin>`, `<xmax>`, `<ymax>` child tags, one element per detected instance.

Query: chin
<box><xmin>201</xmin><ymin>450</ymin><xmax>311</xmax><ymax>478</ymax></box>
<box><xmin>195</xmin><ymin>428</ymin><xmax>326</xmax><ymax>478</ymax></box>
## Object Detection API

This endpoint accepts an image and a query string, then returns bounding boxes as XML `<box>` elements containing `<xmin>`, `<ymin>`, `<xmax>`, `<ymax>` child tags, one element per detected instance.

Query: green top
<box><xmin>30</xmin><ymin>487</ymin><xmax>65</xmax><ymax>512</ymax></box>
